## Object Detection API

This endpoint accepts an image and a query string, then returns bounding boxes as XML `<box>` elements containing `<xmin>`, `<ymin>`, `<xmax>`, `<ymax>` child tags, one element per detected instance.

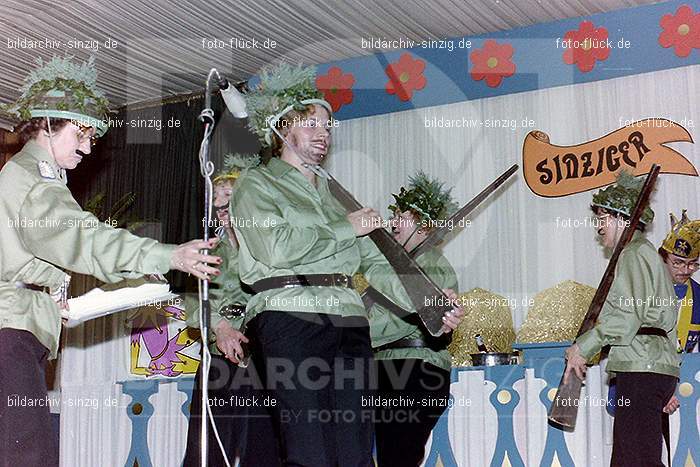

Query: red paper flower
<box><xmin>316</xmin><ymin>66</ymin><xmax>355</xmax><ymax>112</ymax></box>
<box><xmin>470</xmin><ymin>39</ymin><xmax>516</xmax><ymax>88</ymax></box>
<box><xmin>385</xmin><ymin>53</ymin><xmax>426</xmax><ymax>102</ymax></box>
<box><xmin>659</xmin><ymin>5</ymin><xmax>700</xmax><ymax>57</ymax></box>
<box><xmin>562</xmin><ymin>21</ymin><xmax>611</xmax><ymax>72</ymax></box>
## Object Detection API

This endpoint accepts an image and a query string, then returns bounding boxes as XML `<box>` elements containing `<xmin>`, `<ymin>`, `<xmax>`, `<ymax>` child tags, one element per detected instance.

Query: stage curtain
<box><xmin>68</xmin><ymin>95</ymin><xmax>259</xmax><ymax>291</ymax></box>
<box><xmin>328</xmin><ymin>64</ymin><xmax>700</xmax><ymax>328</ymax></box>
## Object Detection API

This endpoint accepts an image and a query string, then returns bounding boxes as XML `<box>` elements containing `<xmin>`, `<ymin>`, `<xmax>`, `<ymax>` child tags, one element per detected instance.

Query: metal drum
<box><xmin>470</xmin><ymin>352</ymin><xmax>520</xmax><ymax>367</ymax></box>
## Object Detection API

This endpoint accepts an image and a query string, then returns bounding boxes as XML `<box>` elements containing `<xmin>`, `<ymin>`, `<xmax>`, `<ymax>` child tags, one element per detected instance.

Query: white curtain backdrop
<box><xmin>59</xmin><ymin>64</ymin><xmax>699</xmax><ymax>466</ymax></box>
<box><xmin>60</xmin><ymin>313</ymin><xmax>197</xmax><ymax>467</ymax></box>
<box><xmin>329</xmin><ymin>64</ymin><xmax>700</xmax><ymax>329</ymax></box>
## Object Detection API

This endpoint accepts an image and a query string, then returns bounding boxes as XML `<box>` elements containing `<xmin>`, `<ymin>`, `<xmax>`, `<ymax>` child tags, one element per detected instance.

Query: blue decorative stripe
<box><xmin>295</xmin><ymin>0</ymin><xmax>700</xmax><ymax>121</ymax></box>
<box><xmin>120</xmin><ymin>380</ymin><xmax>159</xmax><ymax>467</ymax></box>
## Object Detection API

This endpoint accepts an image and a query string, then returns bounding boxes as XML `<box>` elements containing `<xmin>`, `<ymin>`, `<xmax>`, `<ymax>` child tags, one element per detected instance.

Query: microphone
<box><xmin>217</xmin><ymin>76</ymin><xmax>248</xmax><ymax>118</ymax></box>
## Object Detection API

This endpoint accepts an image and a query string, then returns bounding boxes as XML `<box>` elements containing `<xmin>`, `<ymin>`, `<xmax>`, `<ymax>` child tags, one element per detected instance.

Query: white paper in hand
<box><xmin>63</xmin><ymin>282</ymin><xmax>176</xmax><ymax>327</ymax></box>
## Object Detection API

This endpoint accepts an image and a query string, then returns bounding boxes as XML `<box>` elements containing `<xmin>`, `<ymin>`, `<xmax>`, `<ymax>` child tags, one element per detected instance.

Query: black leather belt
<box><xmin>219</xmin><ymin>304</ymin><xmax>246</xmax><ymax>319</ymax></box>
<box><xmin>376</xmin><ymin>338</ymin><xmax>429</xmax><ymax>352</ymax></box>
<box><xmin>251</xmin><ymin>274</ymin><xmax>354</xmax><ymax>293</ymax></box>
<box><xmin>636</xmin><ymin>327</ymin><xmax>667</xmax><ymax>337</ymax></box>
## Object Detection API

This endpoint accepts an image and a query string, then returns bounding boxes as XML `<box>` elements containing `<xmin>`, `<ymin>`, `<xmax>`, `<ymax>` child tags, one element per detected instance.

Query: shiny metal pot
<box><xmin>470</xmin><ymin>352</ymin><xmax>520</xmax><ymax>367</ymax></box>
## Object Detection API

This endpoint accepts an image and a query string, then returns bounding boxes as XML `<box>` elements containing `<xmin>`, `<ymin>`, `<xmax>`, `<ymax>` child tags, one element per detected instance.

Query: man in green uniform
<box><xmin>563</xmin><ymin>172</ymin><xmax>680</xmax><ymax>466</ymax></box>
<box><xmin>365</xmin><ymin>172</ymin><xmax>464</xmax><ymax>467</ymax></box>
<box><xmin>231</xmin><ymin>64</ymin><xmax>460</xmax><ymax>467</ymax></box>
<box><xmin>0</xmin><ymin>56</ymin><xmax>221</xmax><ymax>467</ymax></box>
<box><xmin>183</xmin><ymin>153</ymin><xmax>281</xmax><ymax>467</ymax></box>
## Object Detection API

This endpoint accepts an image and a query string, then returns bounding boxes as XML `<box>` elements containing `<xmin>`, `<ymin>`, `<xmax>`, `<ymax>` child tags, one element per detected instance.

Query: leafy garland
<box><xmin>591</xmin><ymin>170</ymin><xmax>654</xmax><ymax>224</ymax></box>
<box><xmin>245</xmin><ymin>63</ymin><xmax>323</xmax><ymax>143</ymax></box>
<box><xmin>3</xmin><ymin>56</ymin><xmax>109</xmax><ymax>121</ymax></box>
<box><xmin>214</xmin><ymin>152</ymin><xmax>261</xmax><ymax>183</ymax></box>
<box><xmin>388</xmin><ymin>171</ymin><xmax>457</xmax><ymax>222</ymax></box>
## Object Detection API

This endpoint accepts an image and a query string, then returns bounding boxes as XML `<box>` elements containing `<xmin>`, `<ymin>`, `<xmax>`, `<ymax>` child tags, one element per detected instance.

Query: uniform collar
<box><xmin>267</xmin><ymin>156</ymin><xmax>329</xmax><ymax>195</ymax></box>
<box><xmin>267</xmin><ymin>156</ymin><xmax>296</xmax><ymax>178</ymax></box>
<box><xmin>21</xmin><ymin>139</ymin><xmax>67</xmax><ymax>183</ymax></box>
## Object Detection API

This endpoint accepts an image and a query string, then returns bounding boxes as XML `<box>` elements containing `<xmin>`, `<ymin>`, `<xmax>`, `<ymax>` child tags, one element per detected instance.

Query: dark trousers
<box><xmin>611</xmin><ymin>372</ymin><xmax>677</xmax><ymax>467</ymax></box>
<box><xmin>249</xmin><ymin>311</ymin><xmax>375</xmax><ymax>467</ymax></box>
<box><xmin>0</xmin><ymin>328</ymin><xmax>58</xmax><ymax>467</ymax></box>
<box><xmin>183</xmin><ymin>353</ymin><xmax>281</xmax><ymax>467</ymax></box>
<box><xmin>374</xmin><ymin>358</ymin><xmax>451</xmax><ymax>467</ymax></box>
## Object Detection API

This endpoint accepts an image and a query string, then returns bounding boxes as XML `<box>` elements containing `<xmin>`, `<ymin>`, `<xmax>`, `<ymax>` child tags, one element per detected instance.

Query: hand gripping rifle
<box><xmin>548</xmin><ymin>164</ymin><xmax>660</xmax><ymax>430</ymax></box>
<box><xmin>360</xmin><ymin>164</ymin><xmax>519</xmax><ymax>323</ymax></box>
<box><xmin>327</xmin><ymin>175</ymin><xmax>451</xmax><ymax>336</ymax></box>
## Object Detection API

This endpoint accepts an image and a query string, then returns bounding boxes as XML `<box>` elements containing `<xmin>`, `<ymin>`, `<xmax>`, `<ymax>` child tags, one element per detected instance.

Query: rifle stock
<box><xmin>327</xmin><ymin>175</ymin><xmax>452</xmax><ymax>336</ymax></box>
<box><xmin>548</xmin><ymin>165</ymin><xmax>660</xmax><ymax>430</ymax></box>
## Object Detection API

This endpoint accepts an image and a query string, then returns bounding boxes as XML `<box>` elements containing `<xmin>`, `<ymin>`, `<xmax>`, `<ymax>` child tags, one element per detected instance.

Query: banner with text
<box><xmin>522</xmin><ymin>119</ymin><xmax>696</xmax><ymax>197</ymax></box>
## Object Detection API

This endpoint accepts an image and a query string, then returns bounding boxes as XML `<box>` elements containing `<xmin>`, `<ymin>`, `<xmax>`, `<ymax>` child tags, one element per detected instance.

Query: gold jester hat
<box><xmin>661</xmin><ymin>210</ymin><xmax>700</xmax><ymax>259</ymax></box>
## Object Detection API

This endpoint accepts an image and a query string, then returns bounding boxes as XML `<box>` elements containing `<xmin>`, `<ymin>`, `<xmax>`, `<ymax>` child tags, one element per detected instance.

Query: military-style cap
<box><xmin>591</xmin><ymin>170</ymin><xmax>654</xmax><ymax>225</ymax></box>
<box><xmin>244</xmin><ymin>62</ymin><xmax>332</xmax><ymax>146</ymax></box>
<box><xmin>4</xmin><ymin>56</ymin><xmax>110</xmax><ymax>137</ymax></box>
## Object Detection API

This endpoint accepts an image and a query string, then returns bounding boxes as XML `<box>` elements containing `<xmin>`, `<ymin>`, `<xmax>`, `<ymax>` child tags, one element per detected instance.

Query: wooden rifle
<box><xmin>327</xmin><ymin>175</ymin><xmax>451</xmax><ymax>336</ymax></box>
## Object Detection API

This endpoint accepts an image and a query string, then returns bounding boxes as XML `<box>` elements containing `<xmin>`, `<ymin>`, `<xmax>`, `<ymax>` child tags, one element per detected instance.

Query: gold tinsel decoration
<box><xmin>448</xmin><ymin>288</ymin><xmax>516</xmax><ymax>366</ymax></box>
<box><xmin>516</xmin><ymin>280</ymin><xmax>596</xmax><ymax>343</ymax></box>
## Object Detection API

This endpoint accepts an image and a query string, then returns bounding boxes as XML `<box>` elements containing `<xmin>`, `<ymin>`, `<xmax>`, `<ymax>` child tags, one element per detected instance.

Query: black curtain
<box><xmin>69</xmin><ymin>95</ymin><xmax>259</xmax><ymax>291</ymax></box>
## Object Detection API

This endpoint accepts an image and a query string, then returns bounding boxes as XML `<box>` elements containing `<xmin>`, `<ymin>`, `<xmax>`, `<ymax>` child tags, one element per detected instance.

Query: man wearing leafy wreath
<box><xmin>230</xmin><ymin>63</ymin><xmax>461</xmax><ymax>466</ymax></box>
<box><xmin>0</xmin><ymin>56</ymin><xmax>221</xmax><ymax>466</ymax></box>
<box><xmin>367</xmin><ymin>172</ymin><xmax>464</xmax><ymax>467</ymax></box>
<box><xmin>563</xmin><ymin>172</ymin><xmax>680</xmax><ymax>466</ymax></box>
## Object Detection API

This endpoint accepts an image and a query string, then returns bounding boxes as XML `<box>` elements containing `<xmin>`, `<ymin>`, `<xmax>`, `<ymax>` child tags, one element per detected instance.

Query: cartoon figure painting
<box><xmin>128</xmin><ymin>303</ymin><xmax>200</xmax><ymax>377</ymax></box>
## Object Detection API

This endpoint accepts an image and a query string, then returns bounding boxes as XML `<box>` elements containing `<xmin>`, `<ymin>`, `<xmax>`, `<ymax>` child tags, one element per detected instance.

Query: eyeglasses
<box><xmin>76</xmin><ymin>125</ymin><xmax>98</xmax><ymax>147</ymax></box>
<box><xmin>670</xmin><ymin>259</ymin><xmax>700</xmax><ymax>270</ymax></box>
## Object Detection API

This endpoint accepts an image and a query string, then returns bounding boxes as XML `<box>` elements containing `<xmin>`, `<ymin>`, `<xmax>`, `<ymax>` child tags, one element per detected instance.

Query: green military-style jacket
<box><xmin>185</xmin><ymin>233</ymin><xmax>250</xmax><ymax>356</ymax></box>
<box><xmin>576</xmin><ymin>232</ymin><xmax>680</xmax><ymax>378</ymax></box>
<box><xmin>230</xmin><ymin>157</ymin><xmax>413</xmax><ymax>324</ymax></box>
<box><xmin>0</xmin><ymin>141</ymin><xmax>175</xmax><ymax>358</ymax></box>
<box><xmin>369</xmin><ymin>247</ymin><xmax>458</xmax><ymax>371</ymax></box>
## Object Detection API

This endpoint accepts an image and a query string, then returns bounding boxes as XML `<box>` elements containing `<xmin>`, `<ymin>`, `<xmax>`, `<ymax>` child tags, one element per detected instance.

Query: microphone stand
<box><xmin>196</xmin><ymin>68</ymin><xmax>219</xmax><ymax>467</ymax></box>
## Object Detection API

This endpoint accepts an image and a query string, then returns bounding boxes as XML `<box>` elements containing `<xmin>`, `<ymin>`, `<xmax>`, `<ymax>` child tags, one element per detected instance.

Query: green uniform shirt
<box><xmin>370</xmin><ymin>248</ymin><xmax>458</xmax><ymax>371</ymax></box>
<box><xmin>0</xmin><ymin>141</ymin><xmax>175</xmax><ymax>358</ymax></box>
<box><xmin>576</xmin><ymin>232</ymin><xmax>680</xmax><ymax>378</ymax></box>
<box><xmin>185</xmin><ymin>234</ymin><xmax>250</xmax><ymax>355</ymax></box>
<box><xmin>230</xmin><ymin>157</ymin><xmax>413</xmax><ymax>324</ymax></box>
